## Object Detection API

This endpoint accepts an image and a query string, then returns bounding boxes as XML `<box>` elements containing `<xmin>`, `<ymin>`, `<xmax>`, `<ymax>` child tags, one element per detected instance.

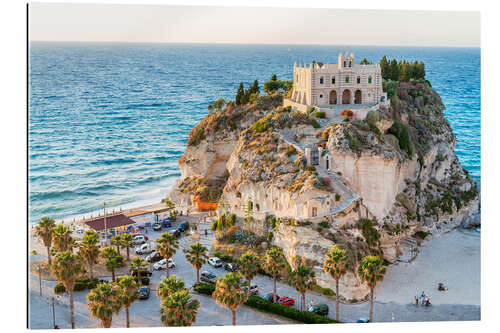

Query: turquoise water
<box><xmin>28</xmin><ymin>43</ymin><xmax>480</xmax><ymax>223</ymax></box>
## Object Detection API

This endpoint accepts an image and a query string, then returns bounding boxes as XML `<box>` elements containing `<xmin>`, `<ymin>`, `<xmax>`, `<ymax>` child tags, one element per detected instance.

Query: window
<box><xmin>349</xmin><ymin>61</ymin><xmax>352</xmax><ymax>67</ymax></box>
<box><xmin>320</xmin><ymin>77</ymin><xmax>324</xmax><ymax>84</ymax></box>
<box><xmin>312</xmin><ymin>207</ymin><xmax>317</xmax><ymax>217</ymax></box>
<box><xmin>344</xmin><ymin>61</ymin><xmax>346</xmax><ymax>67</ymax></box>
<box><xmin>320</xmin><ymin>94</ymin><xmax>323</xmax><ymax>98</ymax></box>
<box><xmin>332</xmin><ymin>76</ymin><xmax>336</xmax><ymax>84</ymax></box>
<box><xmin>345</xmin><ymin>76</ymin><xmax>349</xmax><ymax>83</ymax></box>
<box><xmin>368</xmin><ymin>76</ymin><xmax>372</xmax><ymax>84</ymax></box>
<box><xmin>296</xmin><ymin>75</ymin><xmax>298</xmax><ymax>82</ymax></box>
<box><xmin>357</xmin><ymin>76</ymin><xmax>361</xmax><ymax>84</ymax></box>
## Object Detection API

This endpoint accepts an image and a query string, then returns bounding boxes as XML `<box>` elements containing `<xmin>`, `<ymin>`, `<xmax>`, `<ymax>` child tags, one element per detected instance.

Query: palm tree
<box><xmin>358</xmin><ymin>255</ymin><xmax>386</xmax><ymax>323</ymax></box>
<box><xmin>183</xmin><ymin>242</ymin><xmax>208</xmax><ymax>283</ymax></box>
<box><xmin>155</xmin><ymin>232</ymin><xmax>179</xmax><ymax>278</ymax></box>
<box><xmin>289</xmin><ymin>265</ymin><xmax>315</xmax><ymax>311</ymax></box>
<box><xmin>122</xmin><ymin>234</ymin><xmax>134</xmax><ymax>261</ymax></box>
<box><xmin>262</xmin><ymin>247</ymin><xmax>286</xmax><ymax>303</ymax></box>
<box><xmin>51</xmin><ymin>251</ymin><xmax>85</xmax><ymax>329</ymax></box>
<box><xmin>160</xmin><ymin>289</ymin><xmax>200</xmax><ymax>326</ymax></box>
<box><xmin>78</xmin><ymin>230</ymin><xmax>100</xmax><ymax>279</ymax></box>
<box><xmin>34</xmin><ymin>217</ymin><xmax>56</xmax><ymax>267</ymax></box>
<box><xmin>323</xmin><ymin>244</ymin><xmax>350</xmax><ymax>321</ymax></box>
<box><xmin>111</xmin><ymin>235</ymin><xmax>122</xmax><ymax>256</ymax></box>
<box><xmin>52</xmin><ymin>224</ymin><xmax>74</xmax><ymax>253</ymax></box>
<box><xmin>129</xmin><ymin>257</ymin><xmax>147</xmax><ymax>286</ymax></box>
<box><xmin>237</xmin><ymin>251</ymin><xmax>261</xmax><ymax>297</ymax></box>
<box><xmin>157</xmin><ymin>275</ymin><xmax>185</xmax><ymax>301</ymax></box>
<box><xmin>118</xmin><ymin>276</ymin><xmax>139</xmax><ymax>328</ymax></box>
<box><xmin>212</xmin><ymin>272</ymin><xmax>248</xmax><ymax>326</ymax></box>
<box><xmin>102</xmin><ymin>247</ymin><xmax>124</xmax><ymax>282</ymax></box>
<box><xmin>87</xmin><ymin>282</ymin><xmax>123</xmax><ymax>328</ymax></box>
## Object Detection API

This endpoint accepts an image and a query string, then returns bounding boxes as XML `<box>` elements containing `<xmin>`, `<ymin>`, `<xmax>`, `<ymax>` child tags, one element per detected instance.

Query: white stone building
<box><xmin>284</xmin><ymin>52</ymin><xmax>386</xmax><ymax>112</ymax></box>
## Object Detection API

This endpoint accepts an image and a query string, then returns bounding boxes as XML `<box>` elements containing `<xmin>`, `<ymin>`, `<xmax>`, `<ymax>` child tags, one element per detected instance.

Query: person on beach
<box><xmin>414</xmin><ymin>296</ymin><xmax>418</xmax><ymax>306</ymax></box>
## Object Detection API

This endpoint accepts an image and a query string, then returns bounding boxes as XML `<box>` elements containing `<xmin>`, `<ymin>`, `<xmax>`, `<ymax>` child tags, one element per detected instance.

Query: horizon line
<box><xmin>29</xmin><ymin>40</ymin><xmax>481</xmax><ymax>49</ymax></box>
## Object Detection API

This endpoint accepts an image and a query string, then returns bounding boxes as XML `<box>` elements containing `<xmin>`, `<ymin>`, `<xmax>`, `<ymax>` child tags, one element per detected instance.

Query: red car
<box><xmin>278</xmin><ymin>296</ymin><xmax>295</xmax><ymax>306</ymax></box>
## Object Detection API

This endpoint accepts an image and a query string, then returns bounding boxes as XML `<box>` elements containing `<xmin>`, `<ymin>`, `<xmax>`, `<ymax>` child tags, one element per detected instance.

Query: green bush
<box><xmin>213</xmin><ymin>252</ymin><xmax>233</xmax><ymax>263</ymax></box>
<box><xmin>87</xmin><ymin>278</ymin><xmax>99</xmax><ymax>290</ymax></box>
<box><xmin>76</xmin><ymin>277</ymin><xmax>90</xmax><ymax>285</ymax></box>
<box><xmin>314</xmin><ymin>111</ymin><xmax>326</xmax><ymax>119</ymax></box>
<box><xmin>134</xmin><ymin>277</ymin><xmax>150</xmax><ymax>285</ymax></box>
<box><xmin>335</xmin><ymin>193</ymin><xmax>341</xmax><ymax>201</ymax></box>
<box><xmin>312</xmin><ymin>284</ymin><xmax>335</xmax><ymax>296</ymax></box>
<box><xmin>285</xmin><ymin>105</ymin><xmax>292</xmax><ymax>112</ymax></box>
<box><xmin>306</xmin><ymin>107</ymin><xmax>316</xmax><ymax>116</ymax></box>
<box><xmin>368</xmin><ymin>122</ymin><xmax>381</xmax><ymax>135</ymax></box>
<box><xmin>318</xmin><ymin>221</ymin><xmax>330</xmax><ymax>228</ymax></box>
<box><xmin>194</xmin><ymin>282</ymin><xmax>215</xmax><ymax>295</ymax></box>
<box><xmin>54</xmin><ymin>283</ymin><xmax>66</xmax><ymax>293</ymax></box>
<box><xmin>365</xmin><ymin>110</ymin><xmax>380</xmax><ymax>124</ymax></box>
<box><xmin>245</xmin><ymin>295</ymin><xmax>338</xmax><ymax>324</ymax></box>
<box><xmin>73</xmin><ymin>281</ymin><xmax>86</xmax><ymax>292</ymax></box>
<box><xmin>266</xmin><ymin>231</ymin><xmax>274</xmax><ymax>243</ymax></box>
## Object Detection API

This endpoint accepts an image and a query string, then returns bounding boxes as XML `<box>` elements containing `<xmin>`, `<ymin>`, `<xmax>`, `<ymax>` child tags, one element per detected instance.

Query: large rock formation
<box><xmin>168</xmin><ymin>82</ymin><xmax>479</xmax><ymax>299</ymax></box>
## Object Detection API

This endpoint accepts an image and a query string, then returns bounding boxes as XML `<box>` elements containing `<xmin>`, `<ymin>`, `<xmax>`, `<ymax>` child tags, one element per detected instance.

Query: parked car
<box><xmin>242</xmin><ymin>285</ymin><xmax>259</xmax><ymax>295</ymax></box>
<box><xmin>153</xmin><ymin>258</ymin><xmax>176</xmax><ymax>270</ymax></box>
<box><xmin>177</xmin><ymin>221</ymin><xmax>189</xmax><ymax>232</ymax></box>
<box><xmin>135</xmin><ymin>242</ymin><xmax>155</xmax><ymax>255</ymax></box>
<box><xmin>133</xmin><ymin>235</ymin><xmax>147</xmax><ymax>245</ymax></box>
<box><xmin>208</xmin><ymin>257</ymin><xmax>222</xmax><ymax>268</ymax></box>
<box><xmin>130</xmin><ymin>268</ymin><xmax>153</xmax><ymax>277</ymax></box>
<box><xmin>200</xmin><ymin>271</ymin><xmax>217</xmax><ymax>284</ymax></box>
<box><xmin>132</xmin><ymin>233</ymin><xmax>148</xmax><ymax>240</ymax></box>
<box><xmin>137</xmin><ymin>224</ymin><xmax>145</xmax><ymax>230</ymax></box>
<box><xmin>307</xmin><ymin>304</ymin><xmax>329</xmax><ymax>316</ymax></box>
<box><xmin>168</xmin><ymin>229</ymin><xmax>181</xmax><ymax>237</ymax></box>
<box><xmin>224</xmin><ymin>262</ymin><xmax>238</xmax><ymax>272</ymax></box>
<box><xmin>139</xmin><ymin>286</ymin><xmax>150</xmax><ymax>300</ymax></box>
<box><xmin>356</xmin><ymin>317</ymin><xmax>370</xmax><ymax>323</ymax></box>
<box><xmin>263</xmin><ymin>293</ymin><xmax>280</xmax><ymax>303</ymax></box>
<box><xmin>146</xmin><ymin>251</ymin><xmax>163</xmax><ymax>263</ymax></box>
<box><xmin>161</xmin><ymin>218</ymin><xmax>171</xmax><ymax>228</ymax></box>
<box><xmin>153</xmin><ymin>223</ymin><xmax>162</xmax><ymax>231</ymax></box>
<box><xmin>278</xmin><ymin>296</ymin><xmax>295</xmax><ymax>307</ymax></box>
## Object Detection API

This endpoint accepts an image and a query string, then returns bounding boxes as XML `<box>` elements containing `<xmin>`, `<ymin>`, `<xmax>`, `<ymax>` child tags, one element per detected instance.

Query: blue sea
<box><xmin>29</xmin><ymin>43</ymin><xmax>481</xmax><ymax>224</ymax></box>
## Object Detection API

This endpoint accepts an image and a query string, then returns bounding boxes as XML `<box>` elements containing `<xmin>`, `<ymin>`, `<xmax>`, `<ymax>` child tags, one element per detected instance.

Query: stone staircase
<box><xmin>397</xmin><ymin>237</ymin><xmax>419</xmax><ymax>263</ymax></box>
<box><xmin>276</xmin><ymin>130</ymin><xmax>360</xmax><ymax>218</ymax></box>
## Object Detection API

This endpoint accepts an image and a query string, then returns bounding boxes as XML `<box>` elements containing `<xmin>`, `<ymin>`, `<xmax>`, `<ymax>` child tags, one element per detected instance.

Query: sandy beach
<box><xmin>376</xmin><ymin>228</ymin><xmax>480</xmax><ymax>307</ymax></box>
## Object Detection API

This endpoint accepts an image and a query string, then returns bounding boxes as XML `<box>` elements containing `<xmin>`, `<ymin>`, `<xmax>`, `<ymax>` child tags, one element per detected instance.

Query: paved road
<box><xmin>28</xmin><ymin>218</ymin><xmax>294</xmax><ymax>329</ymax></box>
<box><xmin>29</xmin><ymin>218</ymin><xmax>480</xmax><ymax>328</ymax></box>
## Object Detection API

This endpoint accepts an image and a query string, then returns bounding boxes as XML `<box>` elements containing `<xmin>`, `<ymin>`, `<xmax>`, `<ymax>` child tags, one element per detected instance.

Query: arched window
<box><xmin>349</xmin><ymin>61</ymin><xmax>352</xmax><ymax>67</ymax></box>
<box><xmin>344</xmin><ymin>61</ymin><xmax>346</xmax><ymax>67</ymax></box>
<box><xmin>319</xmin><ymin>94</ymin><xmax>323</xmax><ymax>99</ymax></box>
<box><xmin>332</xmin><ymin>76</ymin><xmax>336</xmax><ymax>84</ymax></box>
<box><xmin>296</xmin><ymin>75</ymin><xmax>298</xmax><ymax>82</ymax></box>
<box><xmin>320</xmin><ymin>77</ymin><xmax>324</xmax><ymax>84</ymax></box>
<box><xmin>357</xmin><ymin>76</ymin><xmax>361</xmax><ymax>84</ymax></box>
<box><xmin>312</xmin><ymin>207</ymin><xmax>318</xmax><ymax>217</ymax></box>
<box><xmin>345</xmin><ymin>76</ymin><xmax>349</xmax><ymax>83</ymax></box>
<box><xmin>368</xmin><ymin>76</ymin><xmax>372</xmax><ymax>84</ymax></box>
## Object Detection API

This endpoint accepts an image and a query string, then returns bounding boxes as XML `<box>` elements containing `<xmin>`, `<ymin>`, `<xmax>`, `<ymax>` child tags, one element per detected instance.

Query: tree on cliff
<box><xmin>323</xmin><ymin>244</ymin><xmax>350</xmax><ymax>321</ymax></box>
<box><xmin>262</xmin><ymin>247</ymin><xmax>287</xmax><ymax>303</ymax></box>
<box><xmin>289</xmin><ymin>265</ymin><xmax>315</xmax><ymax>311</ymax></box>
<box><xmin>235</xmin><ymin>82</ymin><xmax>245</xmax><ymax>105</ymax></box>
<box><xmin>358</xmin><ymin>255</ymin><xmax>386</xmax><ymax>323</ymax></box>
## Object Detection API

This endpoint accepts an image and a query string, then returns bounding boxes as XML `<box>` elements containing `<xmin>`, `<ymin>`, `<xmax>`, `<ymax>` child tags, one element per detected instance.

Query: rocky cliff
<box><xmin>168</xmin><ymin>81</ymin><xmax>479</xmax><ymax>300</ymax></box>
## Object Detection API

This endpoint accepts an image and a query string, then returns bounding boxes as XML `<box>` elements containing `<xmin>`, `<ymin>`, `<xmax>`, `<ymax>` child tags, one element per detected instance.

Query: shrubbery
<box><xmin>73</xmin><ymin>281</ymin><xmax>86</xmax><ymax>292</ymax></box>
<box><xmin>193</xmin><ymin>282</ymin><xmax>215</xmax><ymax>295</ymax></box>
<box><xmin>314</xmin><ymin>111</ymin><xmax>326</xmax><ymax>119</ymax></box>
<box><xmin>193</xmin><ymin>283</ymin><xmax>338</xmax><ymax>324</ymax></box>
<box><xmin>312</xmin><ymin>284</ymin><xmax>335</xmax><ymax>296</ymax></box>
<box><xmin>54</xmin><ymin>282</ymin><xmax>66</xmax><ymax>293</ymax></box>
<box><xmin>54</xmin><ymin>277</ymin><xmax>100</xmax><ymax>293</ymax></box>
<box><xmin>213</xmin><ymin>252</ymin><xmax>234</xmax><ymax>263</ymax></box>
<box><xmin>245</xmin><ymin>295</ymin><xmax>338</xmax><ymax>324</ymax></box>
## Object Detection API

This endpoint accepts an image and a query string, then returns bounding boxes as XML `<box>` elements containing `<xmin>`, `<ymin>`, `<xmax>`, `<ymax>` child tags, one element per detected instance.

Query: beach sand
<box><xmin>376</xmin><ymin>228</ymin><xmax>480</xmax><ymax>306</ymax></box>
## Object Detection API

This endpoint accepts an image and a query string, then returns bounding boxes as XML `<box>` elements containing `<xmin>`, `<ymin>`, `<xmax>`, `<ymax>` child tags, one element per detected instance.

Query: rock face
<box><xmin>168</xmin><ymin>82</ymin><xmax>479</xmax><ymax>299</ymax></box>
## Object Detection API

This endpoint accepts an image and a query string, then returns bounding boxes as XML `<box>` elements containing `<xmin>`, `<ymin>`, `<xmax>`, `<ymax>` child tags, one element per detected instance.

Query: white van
<box><xmin>135</xmin><ymin>242</ymin><xmax>155</xmax><ymax>255</ymax></box>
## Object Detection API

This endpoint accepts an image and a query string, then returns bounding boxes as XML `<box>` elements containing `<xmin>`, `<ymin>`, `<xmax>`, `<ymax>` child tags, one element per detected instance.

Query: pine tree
<box><xmin>235</xmin><ymin>82</ymin><xmax>244</xmax><ymax>105</ymax></box>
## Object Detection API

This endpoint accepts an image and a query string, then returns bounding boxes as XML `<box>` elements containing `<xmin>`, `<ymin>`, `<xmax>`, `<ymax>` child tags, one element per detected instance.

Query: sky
<box><xmin>29</xmin><ymin>3</ymin><xmax>480</xmax><ymax>47</ymax></box>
